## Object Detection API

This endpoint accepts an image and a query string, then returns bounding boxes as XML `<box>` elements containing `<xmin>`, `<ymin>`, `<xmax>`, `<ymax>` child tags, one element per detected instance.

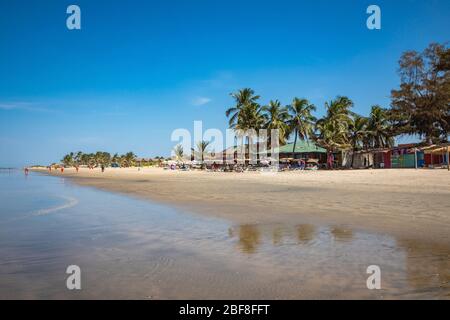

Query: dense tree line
<box><xmin>61</xmin><ymin>151</ymin><xmax>137</xmax><ymax>167</ymax></box>
<box><xmin>225</xmin><ymin>43</ymin><xmax>449</xmax><ymax>168</ymax></box>
<box><xmin>62</xmin><ymin>43</ymin><xmax>448</xmax><ymax>169</ymax></box>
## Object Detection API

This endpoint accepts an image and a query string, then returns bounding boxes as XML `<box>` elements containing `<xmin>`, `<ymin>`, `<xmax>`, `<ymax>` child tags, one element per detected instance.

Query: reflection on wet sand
<box><xmin>229</xmin><ymin>224</ymin><xmax>353</xmax><ymax>254</ymax></box>
<box><xmin>398</xmin><ymin>239</ymin><xmax>450</xmax><ymax>297</ymax></box>
<box><xmin>330</xmin><ymin>226</ymin><xmax>354</xmax><ymax>242</ymax></box>
<box><xmin>225</xmin><ymin>223</ymin><xmax>450</xmax><ymax>298</ymax></box>
<box><xmin>297</xmin><ymin>224</ymin><xmax>316</xmax><ymax>244</ymax></box>
<box><xmin>237</xmin><ymin>225</ymin><xmax>261</xmax><ymax>254</ymax></box>
<box><xmin>272</xmin><ymin>227</ymin><xmax>284</xmax><ymax>246</ymax></box>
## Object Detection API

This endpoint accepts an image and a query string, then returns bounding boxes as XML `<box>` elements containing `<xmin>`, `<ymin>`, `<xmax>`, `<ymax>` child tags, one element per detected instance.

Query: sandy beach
<box><xmin>1</xmin><ymin>168</ymin><xmax>447</xmax><ymax>299</ymax></box>
<box><xmin>35</xmin><ymin>167</ymin><xmax>450</xmax><ymax>246</ymax></box>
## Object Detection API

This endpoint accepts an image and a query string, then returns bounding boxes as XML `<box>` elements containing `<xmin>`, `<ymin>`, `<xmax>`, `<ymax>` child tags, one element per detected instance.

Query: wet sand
<box><xmin>36</xmin><ymin>167</ymin><xmax>450</xmax><ymax>246</ymax></box>
<box><xmin>4</xmin><ymin>169</ymin><xmax>449</xmax><ymax>299</ymax></box>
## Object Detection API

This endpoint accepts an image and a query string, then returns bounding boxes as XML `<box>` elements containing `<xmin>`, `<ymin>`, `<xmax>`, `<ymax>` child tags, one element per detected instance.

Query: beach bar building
<box><xmin>214</xmin><ymin>141</ymin><xmax>327</xmax><ymax>166</ymax></box>
<box><xmin>276</xmin><ymin>141</ymin><xmax>327</xmax><ymax>164</ymax></box>
<box><xmin>390</xmin><ymin>144</ymin><xmax>419</xmax><ymax>168</ymax></box>
<box><xmin>341</xmin><ymin>149</ymin><xmax>391</xmax><ymax>169</ymax></box>
<box><xmin>385</xmin><ymin>143</ymin><xmax>449</xmax><ymax>169</ymax></box>
<box><xmin>422</xmin><ymin>144</ymin><xmax>450</xmax><ymax>168</ymax></box>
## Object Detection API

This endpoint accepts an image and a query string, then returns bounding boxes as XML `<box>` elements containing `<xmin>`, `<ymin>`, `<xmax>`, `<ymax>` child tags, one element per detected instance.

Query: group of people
<box><xmin>47</xmin><ymin>166</ymin><xmax>64</xmax><ymax>173</ymax></box>
<box><xmin>23</xmin><ymin>163</ymin><xmax>109</xmax><ymax>176</ymax></box>
<box><xmin>42</xmin><ymin>164</ymin><xmax>106</xmax><ymax>174</ymax></box>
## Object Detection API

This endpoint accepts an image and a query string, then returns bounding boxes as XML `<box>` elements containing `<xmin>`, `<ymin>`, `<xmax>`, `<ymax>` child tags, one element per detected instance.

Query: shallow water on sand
<box><xmin>0</xmin><ymin>170</ymin><xmax>449</xmax><ymax>299</ymax></box>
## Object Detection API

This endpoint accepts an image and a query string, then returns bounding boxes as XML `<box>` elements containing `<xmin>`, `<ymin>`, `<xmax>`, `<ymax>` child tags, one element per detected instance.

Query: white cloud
<box><xmin>0</xmin><ymin>102</ymin><xmax>50</xmax><ymax>112</ymax></box>
<box><xmin>191</xmin><ymin>96</ymin><xmax>212</xmax><ymax>106</ymax></box>
<box><xmin>0</xmin><ymin>102</ymin><xmax>23</xmax><ymax>110</ymax></box>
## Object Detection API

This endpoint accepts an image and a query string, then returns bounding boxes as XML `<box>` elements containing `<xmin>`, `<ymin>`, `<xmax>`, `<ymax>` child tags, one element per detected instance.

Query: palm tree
<box><xmin>287</xmin><ymin>98</ymin><xmax>317</xmax><ymax>158</ymax></box>
<box><xmin>174</xmin><ymin>144</ymin><xmax>184</xmax><ymax>162</ymax></box>
<box><xmin>61</xmin><ymin>153</ymin><xmax>74</xmax><ymax>167</ymax></box>
<box><xmin>226</xmin><ymin>89</ymin><xmax>266</xmax><ymax>164</ymax></box>
<box><xmin>315</xmin><ymin>97</ymin><xmax>354</xmax><ymax>168</ymax></box>
<box><xmin>230</xmin><ymin>102</ymin><xmax>265</xmax><ymax>164</ymax></box>
<box><xmin>95</xmin><ymin>152</ymin><xmax>101</xmax><ymax>166</ymax></box>
<box><xmin>262</xmin><ymin>100</ymin><xmax>289</xmax><ymax>146</ymax></box>
<box><xmin>348</xmin><ymin>115</ymin><xmax>369</xmax><ymax>168</ymax></box>
<box><xmin>81</xmin><ymin>153</ymin><xmax>90</xmax><ymax>166</ymax></box>
<box><xmin>367</xmin><ymin>105</ymin><xmax>394</xmax><ymax>149</ymax></box>
<box><xmin>226</xmin><ymin>88</ymin><xmax>261</xmax><ymax>128</ymax></box>
<box><xmin>195</xmin><ymin>140</ymin><xmax>211</xmax><ymax>168</ymax></box>
<box><xmin>124</xmin><ymin>152</ymin><xmax>136</xmax><ymax>167</ymax></box>
<box><xmin>322</xmin><ymin>96</ymin><xmax>353</xmax><ymax>124</ymax></box>
<box><xmin>112</xmin><ymin>153</ymin><xmax>120</xmax><ymax>165</ymax></box>
<box><xmin>233</xmin><ymin>102</ymin><xmax>265</xmax><ymax>131</ymax></box>
<box><xmin>74</xmin><ymin>151</ymin><xmax>83</xmax><ymax>165</ymax></box>
<box><xmin>101</xmin><ymin>152</ymin><xmax>111</xmax><ymax>166</ymax></box>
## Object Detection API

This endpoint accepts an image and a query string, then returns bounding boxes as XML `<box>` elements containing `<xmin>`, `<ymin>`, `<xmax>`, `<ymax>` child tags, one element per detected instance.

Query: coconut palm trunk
<box><xmin>351</xmin><ymin>142</ymin><xmax>357</xmax><ymax>168</ymax></box>
<box><xmin>292</xmin><ymin>130</ymin><xmax>298</xmax><ymax>159</ymax></box>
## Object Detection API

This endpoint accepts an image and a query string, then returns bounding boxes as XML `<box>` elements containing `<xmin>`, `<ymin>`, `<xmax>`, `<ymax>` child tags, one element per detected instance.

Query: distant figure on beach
<box><xmin>24</xmin><ymin>167</ymin><xmax>29</xmax><ymax>175</ymax></box>
<box><xmin>101</xmin><ymin>164</ymin><xmax>105</xmax><ymax>173</ymax></box>
<box><xmin>48</xmin><ymin>166</ymin><xmax>51</xmax><ymax>172</ymax></box>
<box><xmin>299</xmin><ymin>160</ymin><xmax>305</xmax><ymax>170</ymax></box>
<box><xmin>61</xmin><ymin>167</ymin><xmax>64</xmax><ymax>173</ymax></box>
<box><xmin>75</xmin><ymin>165</ymin><xmax>79</xmax><ymax>173</ymax></box>
<box><xmin>327</xmin><ymin>153</ymin><xmax>334</xmax><ymax>169</ymax></box>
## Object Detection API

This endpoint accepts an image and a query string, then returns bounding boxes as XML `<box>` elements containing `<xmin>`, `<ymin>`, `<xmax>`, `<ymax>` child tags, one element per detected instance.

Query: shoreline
<box><xmin>32</xmin><ymin>167</ymin><xmax>450</xmax><ymax>246</ymax></box>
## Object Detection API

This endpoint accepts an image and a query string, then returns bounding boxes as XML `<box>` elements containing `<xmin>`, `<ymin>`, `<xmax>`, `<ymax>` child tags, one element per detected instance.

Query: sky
<box><xmin>0</xmin><ymin>0</ymin><xmax>449</xmax><ymax>167</ymax></box>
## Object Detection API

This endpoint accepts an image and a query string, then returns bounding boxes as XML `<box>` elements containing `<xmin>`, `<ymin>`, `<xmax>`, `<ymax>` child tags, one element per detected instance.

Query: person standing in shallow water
<box><xmin>24</xmin><ymin>167</ymin><xmax>29</xmax><ymax>175</ymax></box>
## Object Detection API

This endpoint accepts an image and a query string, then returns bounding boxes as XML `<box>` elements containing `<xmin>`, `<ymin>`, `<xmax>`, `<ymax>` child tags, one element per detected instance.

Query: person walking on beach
<box><xmin>61</xmin><ymin>167</ymin><xmax>64</xmax><ymax>173</ymax></box>
<box><xmin>299</xmin><ymin>159</ymin><xmax>305</xmax><ymax>170</ymax></box>
<box><xmin>101</xmin><ymin>164</ymin><xmax>105</xmax><ymax>173</ymax></box>
<box><xmin>75</xmin><ymin>165</ymin><xmax>79</xmax><ymax>173</ymax></box>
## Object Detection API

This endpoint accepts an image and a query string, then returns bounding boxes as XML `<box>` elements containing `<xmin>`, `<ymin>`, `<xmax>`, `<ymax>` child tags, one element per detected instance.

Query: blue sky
<box><xmin>0</xmin><ymin>0</ymin><xmax>449</xmax><ymax>167</ymax></box>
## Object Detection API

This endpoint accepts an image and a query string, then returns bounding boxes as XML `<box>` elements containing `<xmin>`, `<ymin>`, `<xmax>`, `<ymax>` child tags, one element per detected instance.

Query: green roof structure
<box><xmin>275</xmin><ymin>141</ymin><xmax>326</xmax><ymax>154</ymax></box>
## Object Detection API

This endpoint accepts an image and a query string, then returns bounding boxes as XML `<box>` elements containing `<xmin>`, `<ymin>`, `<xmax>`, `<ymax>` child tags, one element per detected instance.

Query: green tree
<box><xmin>226</xmin><ymin>88</ymin><xmax>261</xmax><ymax>128</ymax></box>
<box><xmin>123</xmin><ymin>152</ymin><xmax>136</xmax><ymax>167</ymax></box>
<box><xmin>61</xmin><ymin>152</ymin><xmax>74</xmax><ymax>167</ymax></box>
<box><xmin>195</xmin><ymin>140</ymin><xmax>211</xmax><ymax>168</ymax></box>
<box><xmin>315</xmin><ymin>96</ymin><xmax>354</xmax><ymax>168</ymax></box>
<box><xmin>74</xmin><ymin>151</ymin><xmax>83</xmax><ymax>165</ymax></box>
<box><xmin>100</xmin><ymin>152</ymin><xmax>111</xmax><ymax>166</ymax></box>
<box><xmin>367</xmin><ymin>106</ymin><xmax>394</xmax><ymax>149</ymax></box>
<box><xmin>112</xmin><ymin>153</ymin><xmax>120</xmax><ymax>165</ymax></box>
<box><xmin>81</xmin><ymin>153</ymin><xmax>90</xmax><ymax>166</ymax></box>
<box><xmin>287</xmin><ymin>98</ymin><xmax>317</xmax><ymax>158</ymax></box>
<box><xmin>262</xmin><ymin>100</ymin><xmax>290</xmax><ymax>146</ymax></box>
<box><xmin>390</xmin><ymin>42</ymin><xmax>450</xmax><ymax>144</ymax></box>
<box><xmin>174</xmin><ymin>144</ymin><xmax>184</xmax><ymax>162</ymax></box>
<box><xmin>348</xmin><ymin>115</ymin><xmax>369</xmax><ymax>168</ymax></box>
